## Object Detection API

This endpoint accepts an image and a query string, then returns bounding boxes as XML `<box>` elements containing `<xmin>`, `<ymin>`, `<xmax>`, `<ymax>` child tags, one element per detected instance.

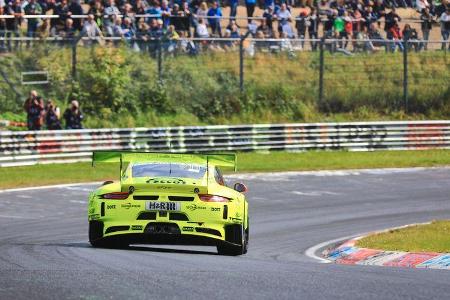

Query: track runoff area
<box><xmin>0</xmin><ymin>166</ymin><xmax>449</xmax><ymax>299</ymax></box>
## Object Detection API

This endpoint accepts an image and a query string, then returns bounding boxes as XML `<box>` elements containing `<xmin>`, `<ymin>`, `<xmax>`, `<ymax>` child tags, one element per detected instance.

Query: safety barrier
<box><xmin>0</xmin><ymin>120</ymin><xmax>449</xmax><ymax>167</ymax></box>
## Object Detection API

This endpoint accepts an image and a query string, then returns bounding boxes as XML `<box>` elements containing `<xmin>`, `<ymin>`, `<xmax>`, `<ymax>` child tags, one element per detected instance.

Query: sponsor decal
<box><xmin>182</xmin><ymin>226</ymin><xmax>194</xmax><ymax>232</ymax></box>
<box><xmin>107</xmin><ymin>204</ymin><xmax>116</xmax><ymax>209</ymax></box>
<box><xmin>211</xmin><ymin>207</ymin><xmax>220</xmax><ymax>212</ymax></box>
<box><xmin>89</xmin><ymin>214</ymin><xmax>100</xmax><ymax>220</ymax></box>
<box><xmin>156</xmin><ymin>186</ymin><xmax>171</xmax><ymax>190</ymax></box>
<box><xmin>131</xmin><ymin>225</ymin><xmax>143</xmax><ymax>230</ymax></box>
<box><xmin>193</xmin><ymin>188</ymin><xmax>200</xmax><ymax>194</ymax></box>
<box><xmin>186</xmin><ymin>204</ymin><xmax>206</xmax><ymax>211</ymax></box>
<box><xmin>147</xmin><ymin>178</ymin><xmax>186</xmax><ymax>185</ymax></box>
<box><xmin>121</xmin><ymin>203</ymin><xmax>141</xmax><ymax>209</ymax></box>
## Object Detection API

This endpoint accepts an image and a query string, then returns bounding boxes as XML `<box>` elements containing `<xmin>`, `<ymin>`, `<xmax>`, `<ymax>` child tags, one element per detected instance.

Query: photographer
<box><xmin>63</xmin><ymin>100</ymin><xmax>84</xmax><ymax>129</ymax></box>
<box><xmin>45</xmin><ymin>99</ymin><xmax>62</xmax><ymax>130</ymax></box>
<box><xmin>23</xmin><ymin>91</ymin><xmax>44</xmax><ymax>130</ymax></box>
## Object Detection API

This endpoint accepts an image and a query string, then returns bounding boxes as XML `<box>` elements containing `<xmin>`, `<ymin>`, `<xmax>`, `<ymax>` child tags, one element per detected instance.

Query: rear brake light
<box><xmin>198</xmin><ymin>194</ymin><xmax>230</xmax><ymax>202</ymax></box>
<box><xmin>100</xmin><ymin>192</ymin><xmax>129</xmax><ymax>200</ymax></box>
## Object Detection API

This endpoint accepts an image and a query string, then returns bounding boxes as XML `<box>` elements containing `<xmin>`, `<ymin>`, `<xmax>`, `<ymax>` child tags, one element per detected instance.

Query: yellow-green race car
<box><xmin>88</xmin><ymin>151</ymin><xmax>249</xmax><ymax>255</ymax></box>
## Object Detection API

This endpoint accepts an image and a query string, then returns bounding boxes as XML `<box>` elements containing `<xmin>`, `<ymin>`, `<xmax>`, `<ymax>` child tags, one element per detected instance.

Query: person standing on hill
<box><xmin>45</xmin><ymin>99</ymin><xmax>62</xmax><ymax>130</ymax></box>
<box><xmin>440</xmin><ymin>8</ymin><xmax>450</xmax><ymax>50</ymax></box>
<box><xmin>24</xmin><ymin>91</ymin><xmax>44</xmax><ymax>130</ymax></box>
<box><xmin>420</xmin><ymin>8</ymin><xmax>433</xmax><ymax>50</ymax></box>
<box><xmin>63</xmin><ymin>100</ymin><xmax>84</xmax><ymax>129</ymax></box>
<box><xmin>246</xmin><ymin>0</ymin><xmax>256</xmax><ymax>23</ymax></box>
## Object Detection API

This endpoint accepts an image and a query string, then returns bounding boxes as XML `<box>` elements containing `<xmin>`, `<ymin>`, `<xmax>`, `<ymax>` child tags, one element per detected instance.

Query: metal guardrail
<box><xmin>0</xmin><ymin>120</ymin><xmax>449</xmax><ymax>167</ymax></box>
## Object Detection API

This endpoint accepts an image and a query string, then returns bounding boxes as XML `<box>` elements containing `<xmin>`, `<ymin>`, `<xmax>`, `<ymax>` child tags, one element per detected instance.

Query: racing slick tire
<box><xmin>217</xmin><ymin>224</ymin><xmax>248</xmax><ymax>256</ymax></box>
<box><xmin>89</xmin><ymin>221</ymin><xmax>129</xmax><ymax>249</ymax></box>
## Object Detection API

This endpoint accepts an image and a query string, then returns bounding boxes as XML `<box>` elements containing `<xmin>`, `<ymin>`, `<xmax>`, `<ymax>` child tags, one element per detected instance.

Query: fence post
<box><xmin>403</xmin><ymin>36</ymin><xmax>408</xmax><ymax>112</ymax></box>
<box><xmin>318</xmin><ymin>38</ymin><xmax>325</xmax><ymax>105</ymax></box>
<box><xmin>71</xmin><ymin>42</ymin><xmax>77</xmax><ymax>80</ymax></box>
<box><xmin>157</xmin><ymin>38</ymin><xmax>162</xmax><ymax>83</ymax></box>
<box><xmin>239</xmin><ymin>38</ymin><xmax>244</xmax><ymax>92</ymax></box>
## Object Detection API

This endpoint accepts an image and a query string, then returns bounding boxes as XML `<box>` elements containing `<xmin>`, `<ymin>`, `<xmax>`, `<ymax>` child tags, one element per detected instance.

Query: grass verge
<box><xmin>357</xmin><ymin>220</ymin><xmax>450</xmax><ymax>253</ymax></box>
<box><xmin>0</xmin><ymin>149</ymin><xmax>449</xmax><ymax>189</ymax></box>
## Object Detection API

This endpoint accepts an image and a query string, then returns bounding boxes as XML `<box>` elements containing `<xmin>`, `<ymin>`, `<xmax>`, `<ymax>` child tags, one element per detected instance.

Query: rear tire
<box><xmin>89</xmin><ymin>221</ymin><xmax>129</xmax><ymax>249</ymax></box>
<box><xmin>217</xmin><ymin>224</ymin><xmax>248</xmax><ymax>256</ymax></box>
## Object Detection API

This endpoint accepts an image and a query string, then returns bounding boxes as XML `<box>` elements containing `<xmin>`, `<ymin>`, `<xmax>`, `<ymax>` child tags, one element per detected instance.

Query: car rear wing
<box><xmin>92</xmin><ymin>151</ymin><xmax>237</xmax><ymax>171</ymax></box>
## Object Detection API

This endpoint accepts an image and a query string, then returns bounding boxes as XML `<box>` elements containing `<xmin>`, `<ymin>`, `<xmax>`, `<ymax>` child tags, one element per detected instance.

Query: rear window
<box><xmin>132</xmin><ymin>163</ymin><xmax>207</xmax><ymax>179</ymax></box>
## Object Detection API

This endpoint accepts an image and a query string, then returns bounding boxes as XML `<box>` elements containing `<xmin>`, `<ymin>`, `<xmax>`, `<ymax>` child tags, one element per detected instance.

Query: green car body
<box><xmin>88</xmin><ymin>152</ymin><xmax>249</xmax><ymax>255</ymax></box>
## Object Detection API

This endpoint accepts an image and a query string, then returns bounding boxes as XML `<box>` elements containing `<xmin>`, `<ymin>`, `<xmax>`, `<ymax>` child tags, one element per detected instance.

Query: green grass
<box><xmin>357</xmin><ymin>220</ymin><xmax>450</xmax><ymax>253</ymax></box>
<box><xmin>1</xmin><ymin>149</ymin><xmax>449</xmax><ymax>189</ymax></box>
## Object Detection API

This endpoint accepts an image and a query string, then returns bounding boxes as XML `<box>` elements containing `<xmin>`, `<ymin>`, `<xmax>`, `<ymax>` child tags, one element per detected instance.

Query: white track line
<box><xmin>2</xmin><ymin>166</ymin><xmax>449</xmax><ymax>194</ymax></box>
<box><xmin>304</xmin><ymin>222</ymin><xmax>433</xmax><ymax>264</ymax></box>
<box><xmin>0</xmin><ymin>181</ymin><xmax>103</xmax><ymax>193</ymax></box>
<box><xmin>304</xmin><ymin>234</ymin><xmax>359</xmax><ymax>264</ymax></box>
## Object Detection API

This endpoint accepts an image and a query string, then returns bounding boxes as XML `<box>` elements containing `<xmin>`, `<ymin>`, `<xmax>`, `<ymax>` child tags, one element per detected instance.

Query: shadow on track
<box><xmin>24</xmin><ymin>242</ymin><xmax>218</xmax><ymax>255</ymax></box>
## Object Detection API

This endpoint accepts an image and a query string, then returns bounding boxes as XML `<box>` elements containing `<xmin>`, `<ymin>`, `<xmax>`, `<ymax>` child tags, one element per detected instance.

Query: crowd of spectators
<box><xmin>0</xmin><ymin>0</ymin><xmax>449</xmax><ymax>51</ymax></box>
<box><xmin>23</xmin><ymin>90</ymin><xmax>83</xmax><ymax>130</ymax></box>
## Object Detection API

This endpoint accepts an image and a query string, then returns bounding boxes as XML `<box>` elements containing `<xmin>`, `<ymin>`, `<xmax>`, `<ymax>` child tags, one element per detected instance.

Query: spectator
<box><xmin>246</xmin><ymin>0</ymin><xmax>256</xmax><ymax>22</ymax></box>
<box><xmin>402</xmin><ymin>23</ymin><xmax>419</xmax><ymax>51</ymax></box>
<box><xmin>307</xmin><ymin>8</ymin><xmax>320</xmax><ymax>50</ymax></box>
<box><xmin>104</xmin><ymin>0</ymin><xmax>120</xmax><ymax>36</ymax></box>
<box><xmin>420</xmin><ymin>7</ymin><xmax>433</xmax><ymax>50</ymax></box>
<box><xmin>196</xmin><ymin>2</ymin><xmax>208</xmax><ymax>20</ymax></box>
<box><xmin>389</xmin><ymin>21</ymin><xmax>404</xmax><ymax>52</ymax></box>
<box><xmin>68</xmin><ymin>0</ymin><xmax>84</xmax><ymax>32</ymax></box>
<box><xmin>276</xmin><ymin>3</ymin><xmax>292</xmax><ymax>37</ymax></box>
<box><xmin>63</xmin><ymin>100</ymin><xmax>84</xmax><ymax>129</ymax></box>
<box><xmin>80</xmin><ymin>13</ymin><xmax>103</xmax><ymax>45</ymax></box>
<box><xmin>64</xmin><ymin>18</ymin><xmax>76</xmax><ymax>38</ymax></box>
<box><xmin>207</xmin><ymin>1</ymin><xmax>222</xmax><ymax>37</ymax></box>
<box><xmin>296</xmin><ymin>11</ymin><xmax>307</xmax><ymax>48</ymax></box>
<box><xmin>45</xmin><ymin>99</ymin><xmax>62</xmax><ymax>130</ymax></box>
<box><xmin>0</xmin><ymin>6</ymin><xmax>6</xmax><ymax>52</ymax></box>
<box><xmin>196</xmin><ymin>18</ymin><xmax>209</xmax><ymax>38</ymax></box>
<box><xmin>441</xmin><ymin>8</ymin><xmax>450</xmax><ymax>50</ymax></box>
<box><xmin>24</xmin><ymin>0</ymin><xmax>43</xmax><ymax>43</ymax></box>
<box><xmin>262</xmin><ymin>6</ymin><xmax>274</xmax><ymax>34</ymax></box>
<box><xmin>88</xmin><ymin>0</ymin><xmax>104</xmax><ymax>30</ymax></box>
<box><xmin>52</xmin><ymin>0</ymin><xmax>70</xmax><ymax>34</ymax></box>
<box><xmin>5</xmin><ymin>0</ymin><xmax>23</xmax><ymax>51</ymax></box>
<box><xmin>160</xmin><ymin>0</ymin><xmax>171</xmax><ymax>28</ymax></box>
<box><xmin>257</xmin><ymin>18</ymin><xmax>272</xmax><ymax>37</ymax></box>
<box><xmin>384</xmin><ymin>8</ymin><xmax>401</xmax><ymax>38</ymax></box>
<box><xmin>229</xmin><ymin>0</ymin><xmax>238</xmax><ymax>21</ymax></box>
<box><xmin>23</xmin><ymin>91</ymin><xmax>44</xmax><ymax>130</ymax></box>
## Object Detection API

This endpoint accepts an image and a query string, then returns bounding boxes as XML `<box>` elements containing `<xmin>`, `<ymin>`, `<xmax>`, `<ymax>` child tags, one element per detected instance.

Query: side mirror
<box><xmin>234</xmin><ymin>183</ymin><xmax>248</xmax><ymax>193</ymax></box>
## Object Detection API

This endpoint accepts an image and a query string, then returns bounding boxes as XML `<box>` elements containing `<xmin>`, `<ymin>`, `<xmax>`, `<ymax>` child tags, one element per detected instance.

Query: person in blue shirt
<box><xmin>207</xmin><ymin>1</ymin><xmax>222</xmax><ymax>37</ymax></box>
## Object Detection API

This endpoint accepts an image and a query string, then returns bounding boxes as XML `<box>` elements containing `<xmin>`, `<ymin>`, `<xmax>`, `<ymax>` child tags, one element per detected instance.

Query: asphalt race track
<box><xmin>1</xmin><ymin>167</ymin><xmax>450</xmax><ymax>300</ymax></box>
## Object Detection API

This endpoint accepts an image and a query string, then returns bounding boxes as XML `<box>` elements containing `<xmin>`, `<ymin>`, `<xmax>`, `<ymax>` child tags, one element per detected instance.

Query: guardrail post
<box><xmin>403</xmin><ymin>35</ymin><xmax>408</xmax><ymax>112</ymax></box>
<box><xmin>318</xmin><ymin>38</ymin><xmax>325</xmax><ymax>105</ymax></box>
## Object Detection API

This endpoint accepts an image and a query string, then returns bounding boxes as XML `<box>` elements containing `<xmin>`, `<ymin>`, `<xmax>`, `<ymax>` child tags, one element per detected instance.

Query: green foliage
<box><xmin>0</xmin><ymin>43</ymin><xmax>448</xmax><ymax>130</ymax></box>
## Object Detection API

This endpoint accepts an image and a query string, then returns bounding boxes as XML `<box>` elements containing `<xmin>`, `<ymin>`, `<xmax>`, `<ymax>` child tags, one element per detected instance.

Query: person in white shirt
<box><xmin>81</xmin><ymin>14</ymin><xmax>103</xmax><ymax>45</ymax></box>
<box><xmin>441</xmin><ymin>9</ymin><xmax>450</xmax><ymax>50</ymax></box>
<box><xmin>196</xmin><ymin>18</ymin><xmax>209</xmax><ymax>38</ymax></box>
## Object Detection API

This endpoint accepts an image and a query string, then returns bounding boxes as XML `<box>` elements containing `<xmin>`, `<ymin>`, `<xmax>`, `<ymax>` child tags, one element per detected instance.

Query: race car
<box><xmin>88</xmin><ymin>151</ymin><xmax>249</xmax><ymax>255</ymax></box>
